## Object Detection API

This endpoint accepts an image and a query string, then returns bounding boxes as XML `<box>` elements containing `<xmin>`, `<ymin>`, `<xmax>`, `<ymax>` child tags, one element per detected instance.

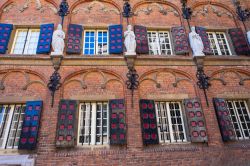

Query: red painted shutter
<box><xmin>66</xmin><ymin>24</ymin><xmax>83</xmax><ymax>54</ymax></box>
<box><xmin>0</xmin><ymin>23</ymin><xmax>13</xmax><ymax>54</ymax></box>
<box><xmin>109</xmin><ymin>99</ymin><xmax>126</xmax><ymax>145</ymax></box>
<box><xmin>109</xmin><ymin>25</ymin><xmax>123</xmax><ymax>54</ymax></box>
<box><xmin>36</xmin><ymin>24</ymin><xmax>54</xmax><ymax>54</ymax></box>
<box><xmin>56</xmin><ymin>100</ymin><xmax>77</xmax><ymax>148</ymax></box>
<box><xmin>18</xmin><ymin>101</ymin><xmax>43</xmax><ymax>150</ymax></box>
<box><xmin>213</xmin><ymin>98</ymin><xmax>236</xmax><ymax>142</ymax></box>
<box><xmin>140</xmin><ymin>99</ymin><xmax>159</xmax><ymax>145</ymax></box>
<box><xmin>184</xmin><ymin>98</ymin><xmax>208</xmax><ymax>143</ymax></box>
<box><xmin>195</xmin><ymin>27</ymin><xmax>213</xmax><ymax>55</ymax></box>
<box><xmin>134</xmin><ymin>25</ymin><xmax>149</xmax><ymax>54</ymax></box>
<box><xmin>171</xmin><ymin>26</ymin><xmax>189</xmax><ymax>55</ymax></box>
<box><xmin>228</xmin><ymin>28</ymin><xmax>250</xmax><ymax>56</ymax></box>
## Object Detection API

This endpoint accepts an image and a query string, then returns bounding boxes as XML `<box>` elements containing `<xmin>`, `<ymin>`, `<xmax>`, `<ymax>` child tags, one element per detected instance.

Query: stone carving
<box><xmin>192</xmin><ymin>5</ymin><xmax>233</xmax><ymax>18</ymax></box>
<box><xmin>189</xmin><ymin>27</ymin><xmax>205</xmax><ymax>56</ymax></box>
<box><xmin>51</xmin><ymin>24</ymin><xmax>65</xmax><ymax>56</ymax></box>
<box><xmin>124</xmin><ymin>25</ymin><xmax>136</xmax><ymax>55</ymax></box>
<box><xmin>134</xmin><ymin>3</ymin><xmax>179</xmax><ymax>17</ymax></box>
<box><xmin>72</xmin><ymin>1</ymin><xmax>120</xmax><ymax>15</ymax></box>
<box><xmin>247</xmin><ymin>31</ymin><xmax>250</xmax><ymax>45</ymax></box>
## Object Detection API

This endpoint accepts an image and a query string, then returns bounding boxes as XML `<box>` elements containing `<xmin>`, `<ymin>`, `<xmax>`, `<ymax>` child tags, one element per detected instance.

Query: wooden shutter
<box><xmin>109</xmin><ymin>99</ymin><xmax>126</xmax><ymax>145</ymax></box>
<box><xmin>18</xmin><ymin>101</ymin><xmax>43</xmax><ymax>150</ymax></box>
<box><xmin>195</xmin><ymin>27</ymin><xmax>213</xmax><ymax>55</ymax></box>
<box><xmin>140</xmin><ymin>99</ymin><xmax>159</xmax><ymax>145</ymax></box>
<box><xmin>66</xmin><ymin>24</ymin><xmax>83</xmax><ymax>54</ymax></box>
<box><xmin>36</xmin><ymin>23</ymin><xmax>54</xmax><ymax>54</ymax></box>
<box><xmin>184</xmin><ymin>98</ymin><xmax>208</xmax><ymax>143</ymax></box>
<box><xmin>171</xmin><ymin>26</ymin><xmax>189</xmax><ymax>55</ymax></box>
<box><xmin>134</xmin><ymin>25</ymin><xmax>149</xmax><ymax>54</ymax></box>
<box><xmin>213</xmin><ymin>98</ymin><xmax>236</xmax><ymax>142</ymax></box>
<box><xmin>109</xmin><ymin>25</ymin><xmax>123</xmax><ymax>54</ymax></box>
<box><xmin>228</xmin><ymin>28</ymin><xmax>250</xmax><ymax>56</ymax></box>
<box><xmin>56</xmin><ymin>100</ymin><xmax>77</xmax><ymax>148</ymax></box>
<box><xmin>0</xmin><ymin>23</ymin><xmax>13</xmax><ymax>54</ymax></box>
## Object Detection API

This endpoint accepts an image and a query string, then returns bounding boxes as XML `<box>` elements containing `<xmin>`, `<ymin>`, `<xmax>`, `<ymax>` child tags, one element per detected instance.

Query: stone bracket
<box><xmin>193</xmin><ymin>56</ymin><xmax>205</xmax><ymax>69</ymax></box>
<box><xmin>124</xmin><ymin>54</ymin><xmax>137</xmax><ymax>70</ymax></box>
<box><xmin>50</xmin><ymin>55</ymin><xmax>63</xmax><ymax>70</ymax></box>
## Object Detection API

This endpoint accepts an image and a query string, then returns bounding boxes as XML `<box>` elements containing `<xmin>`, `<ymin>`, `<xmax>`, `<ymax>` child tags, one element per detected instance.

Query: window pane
<box><xmin>83</xmin><ymin>31</ymin><xmax>95</xmax><ymax>55</ymax></box>
<box><xmin>12</xmin><ymin>30</ymin><xmax>28</xmax><ymax>54</ymax></box>
<box><xmin>24</xmin><ymin>29</ymin><xmax>40</xmax><ymax>55</ymax></box>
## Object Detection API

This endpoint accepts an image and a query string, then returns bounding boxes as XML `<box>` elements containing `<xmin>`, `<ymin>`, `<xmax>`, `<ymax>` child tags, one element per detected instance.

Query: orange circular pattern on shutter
<box><xmin>120</xmin><ymin>134</ymin><xmax>125</xmax><ymax>140</ymax></box>
<box><xmin>120</xmin><ymin>123</ymin><xmax>125</xmax><ymax>129</ymax></box>
<box><xmin>198</xmin><ymin>121</ymin><xmax>204</xmax><ymax>127</ymax></box>
<box><xmin>151</xmin><ymin>133</ymin><xmax>157</xmax><ymax>140</ymax></box>
<box><xmin>60</xmin><ymin>125</ymin><xmax>64</xmax><ymax>130</ymax></box>
<box><xmin>112</xmin><ymin>134</ymin><xmax>117</xmax><ymax>140</ymax></box>
<box><xmin>21</xmin><ymin>138</ymin><xmax>27</xmax><ymax>144</ymax></box>
<box><xmin>150</xmin><ymin>123</ymin><xmax>156</xmax><ymax>129</ymax></box>
<box><xmin>192</xmin><ymin>131</ymin><xmax>199</xmax><ymax>137</ymax></box>
<box><xmin>144</xmin><ymin>133</ymin><xmax>150</xmax><ymax>140</ymax></box>
<box><xmin>189</xmin><ymin>112</ymin><xmax>195</xmax><ymax>118</ymax></box>
<box><xmin>148</xmin><ymin>103</ymin><xmax>153</xmax><ymax>109</ymax></box>
<box><xmin>143</xmin><ymin>123</ymin><xmax>149</xmax><ymax>129</ymax></box>
<box><xmin>143</xmin><ymin>113</ymin><xmax>148</xmax><ymax>119</ymax></box>
<box><xmin>119</xmin><ymin>113</ymin><xmax>124</xmax><ymax>119</ymax></box>
<box><xmin>111</xmin><ymin>123</ymin><xmax>116</xmax><ymax>129</ymax></box>
<box><xmin>112</xmin><ymin>113</ymin><xmax>117</xmax><ymax>119</ymax></box>
<box><xmin>191</xmin><ymin>121</ymin><xmax>196</xmax><ymax>127</ymax></box>
<box><xmin>29</xmin><ymin>137</ymin><xmax>35</xmax><ymax>143</ymax></box>
<box><xmin>66</xmin><ymin>135</ymin><xmax>72</xmax><ymax>141</ymax></box>
<box><xmin>149</xmin><ymin>113</ymin><xmax>154</xmax><ymax>119</ymax></box>
<box><xmin>196</xmin><ymin>111</ymin><xmax>202</xmax><ymax>117</ymax></box>
<box><xmin>200</xmin><ymin>131</ymin><xmax>206</xmax><ymax>137</ymax></box>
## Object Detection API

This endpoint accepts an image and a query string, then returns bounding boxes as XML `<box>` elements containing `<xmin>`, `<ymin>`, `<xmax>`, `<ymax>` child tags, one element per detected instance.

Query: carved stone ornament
<box><xmin>3</xmin><ymin>0</ymin><xmax>57</xmax><ymax>14</ymax></box>
<box><xmin>134</xmin><ymin>3</ymin><xmax>179</xmax><ymax>17</ymax></box>
<box><xmin>72</xmin><ymin>0</ymin><xmax>120</xmax><ymax>15</ymax></box>
<box><xmin>192</xmin><ymin>5</ymin><xmax>233</xmax><ymax>18</ymax></box>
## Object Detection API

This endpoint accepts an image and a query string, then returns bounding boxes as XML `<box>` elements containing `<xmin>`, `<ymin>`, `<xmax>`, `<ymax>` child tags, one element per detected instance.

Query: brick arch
<box><xmin>68</xmin><ymin>0</ymin><xmax>122</xmax><ymax>24</ymax></box>
<box><xmin>190</xmin><ymin>1</ymin><xmax>239</xmax><ymax>28</ymax></box>
<box><xmin>139</xmin><ymin>68</ymin><xmax>199</xmax><ymax>98</ymax></box>
<box><xmin>61</xmin><ymin>68</ymin><xmax>125</xmax><ymax>99</ymax></box>
<box><xmin>132</xmin><ymin>0</ymin><xmax>184</xmax><ymax>26</ymax></box>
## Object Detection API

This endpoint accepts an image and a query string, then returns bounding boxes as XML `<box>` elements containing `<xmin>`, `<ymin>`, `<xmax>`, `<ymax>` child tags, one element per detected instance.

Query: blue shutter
<box><xmin>66</xmin><ymin>24</ymin><xmax>83</xmax><ymax>54</ymax></box>
<box><xmin>18</xmin><ymin>101</ymin><xmax>43</xmax><ymax>150</ymax></box>
<box><xmin>109</xmin><ymin>25</ymin><xmax>123</xmax><ymax>54</ymax></box>
<box><xmin>36</xmin><ymin>24</ymin><xmax>54</xmax><ymax>54</ymax></box>
<box><xmin>0</xmin><ymin>23</ymin><xmax>13</xmax><ymax>54</ymax></box>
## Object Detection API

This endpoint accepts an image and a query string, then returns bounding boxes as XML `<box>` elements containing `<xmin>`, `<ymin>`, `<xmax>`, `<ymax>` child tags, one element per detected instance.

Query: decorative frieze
<box><xmin>192</xmin><ymin>5</ymin><xmax>233</xmax><ymax>18</ymax></box>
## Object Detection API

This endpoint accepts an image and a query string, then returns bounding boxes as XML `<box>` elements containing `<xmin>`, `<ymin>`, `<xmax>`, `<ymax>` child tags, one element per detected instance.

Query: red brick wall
<box><xmin>0</xmin><ymin>0</ymin><xmax>250</xmax><ymax>165</ymax></box>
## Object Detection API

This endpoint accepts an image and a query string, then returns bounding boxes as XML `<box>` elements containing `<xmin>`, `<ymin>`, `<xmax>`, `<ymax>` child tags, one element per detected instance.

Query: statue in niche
<box><xmin>51</xmin><ymin>24</ymin><xmax>65</xmax><ymax>55</ymax></box>
<box><xmin>189</xmin><ymin>26</ymin><xmax>205</xmax><ymax>56</ymax></box>
<box><xmin>124</xmin><ymin>25</ymin><xmax>136</xmax><ymax>55</ymax></box>
<box><xmin>247</xmin><ymin>31</ymin><xmax>250</xmax><ymax>45</ymax></box>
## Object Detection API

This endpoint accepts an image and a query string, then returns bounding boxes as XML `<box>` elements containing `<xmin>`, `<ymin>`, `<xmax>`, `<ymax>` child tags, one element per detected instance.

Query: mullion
<box><xmin>0</xmin><ymin>105</ymin><xmax>8</xmax><ymax>138</ymax></box>
<box><xmin>22</xmin><ymin>28</ymin><xmax>30</xmax><ymax>54</ymax></box>
<box><xmin>11</xmin><ymin>105</ymin><xmax>24</xmax><ymax>148</ymax></box>
<box><xmin>81</xmin><ymin>103</ymin><xmax>85</xmax><ymax>145</ymax></box>
<box><xmin>101</xmin><ymin>102</ymin><xmax>104</xmax><ymax>145</ymax></box>
<box><xmin>5</xmin><ymin>104</ymin><xmax>16</xmax><ymax>149</ymax></box>
<box><xmin>88</xmin><ymin>102</ymin><xmax>92</xmax><ymax>145</ymax></box>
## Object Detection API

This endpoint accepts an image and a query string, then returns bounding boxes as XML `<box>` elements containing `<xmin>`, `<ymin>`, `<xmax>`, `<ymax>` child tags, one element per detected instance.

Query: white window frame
<box><xmin>77</xmin><ymin>102</ymin><xmax>109</xmax><ymax>146</ymax></box>
<box><xmin>0</xmin><ymin>104</ymin><xmax>25</xmax><ymax>149</ymax></box>
<box><xmin>83</xmin><ymin>30</ymin><xmax>109</xmax><ymax>55</ymax></box>
<box><xmin>207</xmin><ymin>32</ymin><xmax>232</xmax><ymax>56</ymax></box>
<box><xmin>147</xmin><ymin>31</ymin><xmax>173</xmax><ymax>56</ymax></box>
<box><xmin>226</xmin><ymin>100</ymin><xmax>250</xmax><ymax>140</ymax></box>
<box><xmin>155</xmin><ymin>102</ymin><xmax>187</xmax><ymax>143</ymax></box>
<box><xmin>11</xmin><ymin>28</ymin><xmax>40</xmax><ymax>55</ymax></box>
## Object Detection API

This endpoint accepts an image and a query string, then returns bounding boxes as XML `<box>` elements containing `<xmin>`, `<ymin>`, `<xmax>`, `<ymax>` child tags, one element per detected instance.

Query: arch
<box><xmin>190</xmin><ymin>1</ymin><xmax>239</xmax><ymax>27</ymax></box>
<box><xmin>68</xmin><ymin>0</ymin><xmax>122</xmax><ymax>24</ymax></box>
<box><xmin>132</xmin><ymin>0</ymin><xmax>184</xmax><ymax>26</ymax></box>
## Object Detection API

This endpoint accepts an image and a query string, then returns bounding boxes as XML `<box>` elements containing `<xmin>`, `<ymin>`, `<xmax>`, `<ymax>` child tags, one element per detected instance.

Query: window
<box><xmin>11</xmin><ymin>28</ymin><xmax>40</xmax><ymax>55</ymax></box>
<box><xmin>83</xmin><ymin>30</ymin><xmax>108</xmax><ymax>55</ymax></box>
<box><xmin>155</xmin><ymin>102</ymin><xmax>187</xmax><ymax>143</ymax></box>
<box><xmin>147</xmin><ymin>31</ymin><xmax>173</xmax><ymax>55</ymax></box>
<box><xmin>0</xmin><ymin>104</ymin><xmax>25</xmax><ymax>149</ymax></box>
<box><xmin>227</xmin><ymin>100</ymin><xmax>250</xmax><ymax>140</ymax></box>
<box><xmin>207</xmin><ymin>32</ymin><xmax>232</xmax><ymax>56</ymax></box>
<box><xmin>78</xmin><ymin>102</ymin><xmax>109</xmax><ymax>146</ymax></box>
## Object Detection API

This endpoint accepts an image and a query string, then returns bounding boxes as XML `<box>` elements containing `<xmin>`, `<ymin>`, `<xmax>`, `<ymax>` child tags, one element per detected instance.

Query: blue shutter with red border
<box><xmin>66</xmin><ymin>24</ymin><xmax>83</xmax><ymax>54</ymax></box>
<box><xmin>213</xmin><ymin>98</ymin><xmax>236</xmax><ymax>142</ymax></box>
<box><xmin>36</xmin><ymin>24</ymin><xmax>54</xmax><ymax>54</ymax></box>
<box><xmin>134</xmin><ymin>25</ymin><xmax>149</xmax><ymax>54</ymax></box>
<box><xmin>228</xmin><ymin>28</ymin><xmax>250</xmax><ymax>56</ymax></box>
<box><xmin>184</xmin><ymin>98</ymin><xmax>208</xmax><ymax>143</ymax></box>
<box><xmin>18</xmin><ymin>101</ymin><xmax>42</xmax><ymax>150</ymax></box>
<box><xmin>109</xmin><ymin>25</ymin><xmax>123</xmax><ymax>54</ymax></box>
<box><xmin>171</xmin><ymin>26</ymin><xmax>189</xmax><ymax>55</ymax></box>
<box><xmin>140</xmin><ymin>99</ymin><xmax>159</xmax><ymax>145</ymax></box>
<box><xmin>0</xmin><ymin>23</ymin><xmax>13</xmax><ymax>54</ymax></box>
<box><xmin>109</xmin><ymin>99</ymin><xmax>126</xmax><ymax>145</ymax></box>
<box><xmin>56</xmin><ymin>100</ymin><xmax>77</xmax><ymax>148</ymax></box>
<box><xmin>195</xmin><ymin>27</ymin><xmax>212</xmax><ymax>55</ymax></box>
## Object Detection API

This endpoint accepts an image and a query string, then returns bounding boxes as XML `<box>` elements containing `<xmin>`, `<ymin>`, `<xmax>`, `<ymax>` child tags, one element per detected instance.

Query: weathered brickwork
<box><xmin>0</xmin><ymin>0</ymin><xmax>250</xmax><ymax>165</ymax></box>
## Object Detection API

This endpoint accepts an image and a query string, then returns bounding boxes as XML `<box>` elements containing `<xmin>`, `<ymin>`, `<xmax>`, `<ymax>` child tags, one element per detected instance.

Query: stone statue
<box><xmin>247</xmin><ymin>31</ymin><xmax>250</xmax><ymax>45</ymax></box>
<box><xmin>51</xmin><ymin>24</ymin><xmax>65</xmax><ymax>55</ymax></box>
<box><xmin>189</xmin><ymin>26</ymin><xmax>205</xmax><ymax>56</ymax></box>
<box><xmin>150</xmin><ymin>38</ymin><xmax>159</xmax><ymax>55</ymax></box>
<box><xmin>124</xmin><ymin>25</ymin><xmax>136</xmax><ymax>55</ymax></box>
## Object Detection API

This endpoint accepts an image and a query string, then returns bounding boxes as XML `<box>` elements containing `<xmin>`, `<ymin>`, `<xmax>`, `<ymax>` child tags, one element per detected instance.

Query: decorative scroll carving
<box><xmin>2</xmin><ymin>1</ymin><xmax>57</xmax><ymax>14</ymax></box>
<box><xmin>210</xmin><ymin>69</ymin><xmax>250</xmax><ymax>86</ymax></box>
<box><xmin>192</xmin><ymin>5</ymin><xmax>233</xmax><ymax>18</ymax></box>
<box><xmin>72</xmin><ymin>1</ymin><xmax>120</xmax><ymax>15</ymax></box>
<box><xmin>134</xmin><ymin>3</ymin><xmax>179</xmax><ymax>17</ymax></box>
<box><xmin>0</xmin><ymin>70</ymin><xmax>46</xmax><ymax>91</ymax></box>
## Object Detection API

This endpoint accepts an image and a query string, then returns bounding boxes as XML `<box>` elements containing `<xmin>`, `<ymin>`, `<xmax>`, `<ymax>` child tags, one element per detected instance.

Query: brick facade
<box><xmin>0</xmin><ymin>0</ymin><xmax>250</xmax><ymax>165</ymax></box>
